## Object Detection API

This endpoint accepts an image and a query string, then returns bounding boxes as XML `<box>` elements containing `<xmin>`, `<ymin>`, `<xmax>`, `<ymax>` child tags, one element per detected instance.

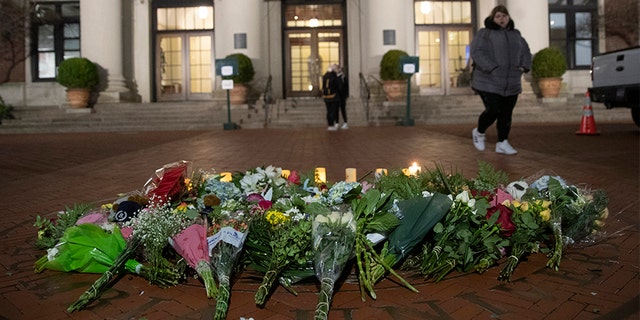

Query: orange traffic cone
<box><xmin>577</xmin><ymin>91</ymin><xmax>599</xmax><ymax>135</ymax></box>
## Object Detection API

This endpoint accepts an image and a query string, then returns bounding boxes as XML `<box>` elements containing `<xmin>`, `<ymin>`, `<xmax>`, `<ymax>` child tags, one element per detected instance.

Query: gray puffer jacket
<box><xmin>470</xmin><ymin>17</ymin><xmax>532</xmax><ymax>96</ymax></box>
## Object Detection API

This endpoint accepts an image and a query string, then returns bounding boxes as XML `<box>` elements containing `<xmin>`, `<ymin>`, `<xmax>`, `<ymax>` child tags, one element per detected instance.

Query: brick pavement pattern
<box><xmin>0</xmin><ymin>122</ymin><xmax>637</xmax><ymax>320</ymax></box>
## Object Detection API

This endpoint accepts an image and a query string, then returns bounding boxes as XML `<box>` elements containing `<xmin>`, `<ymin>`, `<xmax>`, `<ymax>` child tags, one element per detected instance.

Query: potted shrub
<box><xmin>224</xmin><ymin>53</ymin><xmax>255</xmax><ymax>105</ymax></box>
<box><xmin>531</xmin><ymin>47</ymin><xmax>567</xmax><ymax>98</ymax></box>
<box><xmin>57</xmin><ymin>57</ymin><xmax>100</xmax><ymax>108</ymax></box>
<box><xmin>379</xmin><ymin>49</ymin><xmax>409</xmax><ymax>101</ymax></box>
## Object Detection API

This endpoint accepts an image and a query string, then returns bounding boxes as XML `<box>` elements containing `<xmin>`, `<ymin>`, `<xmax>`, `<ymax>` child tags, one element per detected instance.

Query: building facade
<box><xmin>0</xmin><ymin>0</ymin><xmax>638</xmax><ymax>107</ymax></box>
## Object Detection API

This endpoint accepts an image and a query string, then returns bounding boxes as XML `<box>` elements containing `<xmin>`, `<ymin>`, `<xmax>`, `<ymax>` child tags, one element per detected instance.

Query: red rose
<box><xmin>487</xmin><ymin>204</ymin><xmax>516</xmax><ymax>236</ymax></box>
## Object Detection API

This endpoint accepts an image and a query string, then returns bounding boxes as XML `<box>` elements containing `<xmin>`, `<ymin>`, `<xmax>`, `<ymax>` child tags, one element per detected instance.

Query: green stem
<box><xmin>314</xmin><ymin>277</ymin><xmax>334</xmax><ymax>320</ymax></box>
<box><xmin>67</xmin><ymin>236</ymin><xmax>140</xmax><ymax>312</ymax></box>
<box><xmin>255</xmin><ymin>269</ymin><xmax>279</xmax><ymax>306</ymax></box>
<box><xmin>195</xmin><ymin>260</ymin><xmax>217</xmax><ymax>298</ymax></box>
<box><xmin>498</xmin><ymin>244</ymin><xmax>526</xmax><ymax>282</ymax></box>
<box><xmin>364</xmin><ymin>239</ymin><xmax>418</xmax><ymax>293</ymax></box>
<box><xmin>214</xmin><ymin>275</ymin><xmax>231</xmax><ymax>320</ymax></box>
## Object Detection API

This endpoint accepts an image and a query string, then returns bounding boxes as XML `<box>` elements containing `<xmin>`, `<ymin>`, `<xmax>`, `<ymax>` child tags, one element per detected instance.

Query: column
<box><xmin>506</xmin><ymin>0</ymin><xmax>549</xmax><ymax>53</ymax></box>
<box><xmin>214</xmin><ymin>0</ymin><xmax>261</xmax><ymax>58</ymax></box>
<box><xmin>81</xmin><ymin>0</ymin><xmax>129</xmax><ymax>103</ymax></box>
<box><xmin>506</xmin><ymin>0</ymin><xmax>549</xmax><ymax>94</ymax></box>
<box><xmin>364</xmin><ymin>0</ymin><xmax>413</xmax><ymax>75</ymax></box>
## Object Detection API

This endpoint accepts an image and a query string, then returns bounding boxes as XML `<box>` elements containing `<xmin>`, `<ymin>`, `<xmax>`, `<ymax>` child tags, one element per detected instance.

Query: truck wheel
<box><xmin>632</xmin><ymin>108</ymin><xmax>640</xmax><ymax>127</ymax></box>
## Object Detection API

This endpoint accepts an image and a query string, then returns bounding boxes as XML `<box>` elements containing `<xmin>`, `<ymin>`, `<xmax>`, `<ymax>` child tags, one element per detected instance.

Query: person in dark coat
<box><xmin>336</xmin><ymin>65</ymin><xmax>349</xmax><ymax>129</ymax></box>
<box><xmin>322</xmin><ymin>64</ymin><xmax>341</xmax><ymax>131</ymax></box>
<box><xmin>470</xmin><ymin>5</ymin><xmax>532</xmax><ymax>155</ymax></box>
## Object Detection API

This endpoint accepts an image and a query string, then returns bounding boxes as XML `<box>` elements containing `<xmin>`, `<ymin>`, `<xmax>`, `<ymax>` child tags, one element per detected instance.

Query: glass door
<box><xmin>416</xmin><ymin>27</ymin><xmax>471</xmax><ymax>95</ymax></box>
<box><xmin>285</xmin><ymin>30</ymin><xmax>342</xmax><ymax>97</ymax></box>
<box><xmin>157</xmin><ymin>33</ymin><xmax>213</xmax><ymax>101</ymax></box>
<box><xmin>158</xmin><ymin>35</ymin><xmax>183</xmax><ymax>100</ymax></box>
<box><xmin>283</xmin><ymin>3</ymin><xmax>345</xmax><ymax>98</ymax></box>
<box><xmin>154</xmin><ymin>5</ymin><xmax>214</xmax><ymax>101</ymax></box>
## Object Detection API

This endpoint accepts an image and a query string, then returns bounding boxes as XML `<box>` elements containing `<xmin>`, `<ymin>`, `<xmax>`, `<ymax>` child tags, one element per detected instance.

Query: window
<box><xmin>31</xmin><ymin>2</ymin><xmax>80</xmax><ymax>81</ymax></box>
<box><xmin>548</xmin><ymin>0</ymin><xmax>597</xmax><ymax>69</ymax></box>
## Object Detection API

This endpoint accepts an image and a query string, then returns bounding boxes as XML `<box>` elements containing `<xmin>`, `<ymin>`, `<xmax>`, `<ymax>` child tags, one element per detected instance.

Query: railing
<box><xmin>359</xmin><ymin>72</ymin><xmax>371</xmax><ymax>123</ymax></box>
<box><xmin>263</xmin><ymin>75</ymin><xmax>273</xmax><ymax>125</ymax></box>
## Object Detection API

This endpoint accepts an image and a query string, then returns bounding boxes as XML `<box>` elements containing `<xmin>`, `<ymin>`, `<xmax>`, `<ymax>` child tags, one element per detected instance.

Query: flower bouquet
<box><xmin>351</xmin><ymin>188</ymin><xmax>417</xmax><ymax>300</ymax></box>
<box><xmin>35</xmin><ymin>223</ymin><xmax>153</xmax><ymax>277</ymax></box>
<box><xmin>144</xmin><ymin>160</ymin><xmax>190</xmax><ymax>203</ymax></box>
<box><xmin>498</xmin><ymin>198</ymin><xmax>551</xmax><ymax>282</ymax></box>
<box><xmin>420</xmin><ymin>190</ymin><xmax>506</xmax><ymax>282</ymax></box>
<box><xmin>252</xmin><ymin>205</ymin><xmax>313</xmax><ymax>306</ymax></box>
<box><xmin>207</xmin><ymin>204</ymin><xmax>251</xmax><ymax>320</ymax></box>
<box><xmin>67</xmin><ymin>198</ymin><xmax>190</xmax><ymax>312</ymax></box>
<box><xmin>169</xmin><ymin>222</ymin><xmax>217</xmax><ymax>298</ymax></box>
<box><xmin>312</xmin><ymin>209</ymin><xmax>357</xmax><ymax>320</ymax></box>
<box><xmin>370</xmin><ymin>192</ymin><xmax>453</xmax><ymax>284</ymax></box>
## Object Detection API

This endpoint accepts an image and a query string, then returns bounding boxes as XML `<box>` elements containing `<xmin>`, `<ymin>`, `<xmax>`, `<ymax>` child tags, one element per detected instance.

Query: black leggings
<box><xmin>477</xmin><ymin>91</ymin><xmax>518</xmax><ymax>142</ymax></box>
<box><xmin>325</xmin><ymin>101</ymin><xmax>340</xmax><ymax>126</ymax></box>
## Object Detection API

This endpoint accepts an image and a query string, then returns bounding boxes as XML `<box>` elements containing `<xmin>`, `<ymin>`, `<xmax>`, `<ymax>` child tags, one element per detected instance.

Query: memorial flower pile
<box><xmin>32</xmin><ymin>160</ymin><xmax>610</xmax><ymax>318</ymax></box>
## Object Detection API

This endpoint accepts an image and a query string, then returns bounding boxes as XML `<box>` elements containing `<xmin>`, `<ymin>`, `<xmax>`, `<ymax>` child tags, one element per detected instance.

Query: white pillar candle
<box><xmin>345</xmin><ymin>168</ymin><xmax>357</xmax><ymax>182</ymax></box>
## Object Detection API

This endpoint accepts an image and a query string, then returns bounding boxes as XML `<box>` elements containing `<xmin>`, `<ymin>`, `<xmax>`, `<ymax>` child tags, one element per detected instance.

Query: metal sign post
<box><xmin>215</xmin><ymin>58</ymin><xmax>239</xmax><ymax>130</ymax></box>
<box><xmin>399</xmin><ymin>56</ymin><xmax>419</xmax><ymax>127</ymax></box>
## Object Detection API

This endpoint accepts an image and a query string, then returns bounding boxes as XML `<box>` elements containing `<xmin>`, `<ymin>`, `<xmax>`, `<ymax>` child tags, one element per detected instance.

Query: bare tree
<box><xmin>0</xmin><ymin>0</ymin><xmax>33</xmax><ymax>85</ymax></box>
<box><xmin>605</xmin><ymin>0</ymin><xmax>640</xmax><ymax>51</ymax></box>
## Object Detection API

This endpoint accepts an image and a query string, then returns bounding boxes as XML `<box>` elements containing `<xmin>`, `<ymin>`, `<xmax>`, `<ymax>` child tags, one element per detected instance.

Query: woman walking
<box><xmin>470</xmin><ymin>5</ymin><xmax>532</xmax><ymax>155</ymax></box>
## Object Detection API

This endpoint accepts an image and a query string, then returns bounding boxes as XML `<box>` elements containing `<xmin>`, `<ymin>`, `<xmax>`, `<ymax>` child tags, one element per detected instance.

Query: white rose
<box><xmin>329</xmin><ymin>211</ymin><xmax>341</xmax><ymax>223</ymax></box>
<box><xmin>456</xmin><ymin>190</ymin><xmax>470</xmax><ymax>203</ymax></box>
<box><xmin>341</xmin><ymin>211</ymin><xmax>353</xmax><ymax>225</ymax></box>
<box><xmin>315</xmin><ymin>215</ymin><xmax>328</xmax><ymax>224</ymax></box>
<box><xmin>468</xmin><ymin>198</ymin><xmax>476</xmax><ymax>209</ymax></box>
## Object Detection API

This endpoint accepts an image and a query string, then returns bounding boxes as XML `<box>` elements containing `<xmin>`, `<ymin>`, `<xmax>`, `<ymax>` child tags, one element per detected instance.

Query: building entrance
<box><xmin>153</xmin><ymin>4</ymin><xmax>214</xmax><ymax>101</ymax></box>
<box><xmin>283</xmin><ymin>3</ymin><xmax>345</xmax><ymax>98</ymax></box>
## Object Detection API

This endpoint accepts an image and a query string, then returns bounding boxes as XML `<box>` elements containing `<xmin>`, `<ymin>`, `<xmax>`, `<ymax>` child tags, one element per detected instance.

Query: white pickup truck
<box><xmin>588</xmin><ymin>46</ymin><xmax>640</xmax><ymax>126</ymax></box>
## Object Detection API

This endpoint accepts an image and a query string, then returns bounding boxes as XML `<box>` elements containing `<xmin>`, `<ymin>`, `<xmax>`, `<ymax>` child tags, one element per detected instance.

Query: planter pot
<box><xmin>229</xmin><ymin>84</ymin><xmax>249</xmax><ymax>105</ymax></box>
<box><xmin>66</xmin><ymin>88</ymin><xmax>91</xmax><ymax>108</ymax></box>
<box><xmin>382</xmin><ymin>80</ymin><xmax>407</xmax><ymax>102</ymax></box>
<box><xmin>537</xmin><ymin>77</ymin><xmax>563</xmax><ymax>98</ymax></box>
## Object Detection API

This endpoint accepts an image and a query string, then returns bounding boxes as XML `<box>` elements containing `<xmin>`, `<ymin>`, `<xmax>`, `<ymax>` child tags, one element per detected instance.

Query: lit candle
<box><xmin>281</xmin><ymin>169</ymin><xmax>291</xmax><ymax>179</ymax></box>
<box><xmin>345</xmin><ymin>168</ymin><xmax>357</xmax><ymax>182</ymax></box>
<box><xmin>220</xmin><ymin>172</ymin><xmax>232</xmax><ymax>182</ymax></box>
<box><xmin>408</xmin><ymin>162</ymin><xmax>421</xmax><ymax>176</ymax></box>
<box><xmin>375</xmin><ymin>168</ymin><xmax>388</xmax><ymax>179</ymax></box>
<box><xmin>315</xmin><ymin>167</ymin><xmax>326</xmax><ymax>183</ymax></box>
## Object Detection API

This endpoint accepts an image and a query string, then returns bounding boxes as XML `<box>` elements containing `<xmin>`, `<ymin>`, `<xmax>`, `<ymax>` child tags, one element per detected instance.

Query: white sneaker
<box><xmin>341</xmin><ymin>123</ymin><xmax>349</xmax><ymax>129</ymax></box>
<box><xmin>496</xmin><ymin>140</ymin><xmax>518</xmax><ymax>155</ymax></box>
<box><xmin>472</xmin><ymin>128</ymin><xmax>485</xmax><ymax>151</ymax></box>
<box><xmin>328</xmin><ymin>125</ymin><xmax>338</xmax><ymax>131</ymax></box>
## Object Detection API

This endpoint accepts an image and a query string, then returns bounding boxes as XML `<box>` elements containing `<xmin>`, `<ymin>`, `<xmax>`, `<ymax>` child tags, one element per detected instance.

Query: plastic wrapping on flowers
<box><xmin>207</xmin><ymin>209</ymin><xmax>250</xmax><ymax>320</ymax></box>
<box><xmin>312</xmin><ymin>209</ymin><xmax>357</xmax><ymax>320</ymax></box>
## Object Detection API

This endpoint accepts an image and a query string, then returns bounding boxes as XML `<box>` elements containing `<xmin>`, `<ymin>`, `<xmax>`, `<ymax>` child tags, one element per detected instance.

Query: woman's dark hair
<box><xmin>490</xmin><ymin>5</ymin><xmax>510</xmax><ymax>18</ymax></box>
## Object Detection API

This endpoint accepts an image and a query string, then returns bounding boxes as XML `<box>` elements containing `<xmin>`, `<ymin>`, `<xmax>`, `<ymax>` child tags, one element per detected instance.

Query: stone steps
<box><xmin>0</xmin><ymin>93</ymin><xmax>633</xmax><ymax>134</ymax></box>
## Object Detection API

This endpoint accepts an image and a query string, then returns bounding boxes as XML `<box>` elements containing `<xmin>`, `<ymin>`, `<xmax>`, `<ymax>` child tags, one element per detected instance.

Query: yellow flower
<box><xmin>266</xmin><ymin>210</ymin><xmax>289</xmax><ymax>226</ymax></box>
<box><xmin>502</xmin><ymin>199</ymin><xmax>512</xmax><ymax>207</ymax></box>
<box><xmin>542</xmin><ymin>200</ymin><xmax>552</xmax><ymax>208</ymax></box>
<box><xmin>184</xmin><ymin>178</ymin><xmax>193</xmax><ymax>191</ymax></box>
<box><xmin>175</xmin><ymin>202</ymin><xmax>189</xmax><ymax>212</ymax></box>
<box><xmin>519</xmin><ymin>201</ymin><xmax>530</xmax><ymax>212</ymax></box>
<box><xmin>539</xmin><ymin>209</ymin><xmax>551</xmax><ymax>221</ymax></box>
